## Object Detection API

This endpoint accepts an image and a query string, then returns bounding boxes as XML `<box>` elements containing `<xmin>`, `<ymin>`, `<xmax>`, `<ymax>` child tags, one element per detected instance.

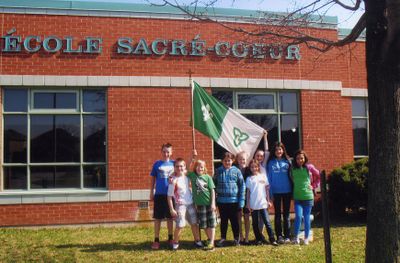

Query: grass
<box><xmin>0</xmin><ymin>219</ymin><xmax>366</xmax><ymax>263</ymax></box>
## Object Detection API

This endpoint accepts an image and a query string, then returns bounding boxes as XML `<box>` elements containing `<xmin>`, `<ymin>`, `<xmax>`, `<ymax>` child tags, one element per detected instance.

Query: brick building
<box><xmin>0</xmin><ymin>0</ymin><xmax>367</xmax><ymax>226</ymax></box>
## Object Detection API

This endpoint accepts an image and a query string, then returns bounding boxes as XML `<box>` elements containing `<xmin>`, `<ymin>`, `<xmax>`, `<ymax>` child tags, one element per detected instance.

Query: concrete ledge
<box><xmin>342</xmin><ymin>87</ymin><xmax>368</xmax><ymax>97</ymax></box>
<box><xmin>0</xmin><ymin>189</ymin><xmax>150</xmax><ymax>205</ymax></box>
<box><xmin>1</xmin><ymin>75</ymin><xmax>345</xmax><ymax>92</ymax></box>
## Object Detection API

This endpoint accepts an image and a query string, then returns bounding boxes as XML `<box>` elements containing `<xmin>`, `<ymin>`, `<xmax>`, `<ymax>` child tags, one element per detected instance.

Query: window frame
<box><xmin>2</xmin><ymin>87</ymin><xmax>107</xmax><ymax>192</ymax></box>
<box><xmin>352</xmin><ymin>97</ymin><xmax>369</xmax><ymax>158</ymax></box>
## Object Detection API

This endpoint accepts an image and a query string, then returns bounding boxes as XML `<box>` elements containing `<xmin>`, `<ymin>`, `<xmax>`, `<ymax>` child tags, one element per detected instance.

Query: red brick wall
<box><xmin>0</xmin><ymin>13</ymin><xmax>366</xmax><ymax>89</ymax></box>
<box><xmin>107</xmin><ymin>87</ymin><xmax>213</xmax><ymax>191</ymax></box>
<box><xmin>300</xmin><ymin>90</ymin><xmax>354</xmax><ymax>172</ymax></box>
<box><xmin>0</xmin><ymin>201</ymin><xmax>139</xmax><ymax>226</ymax></box>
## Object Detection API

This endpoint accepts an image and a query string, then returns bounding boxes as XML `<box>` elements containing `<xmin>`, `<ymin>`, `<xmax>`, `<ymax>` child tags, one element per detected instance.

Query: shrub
<box><xmin>327</xmin><ymin>158</ymin><xmax>368</xmax><ymax>217</ymax></box>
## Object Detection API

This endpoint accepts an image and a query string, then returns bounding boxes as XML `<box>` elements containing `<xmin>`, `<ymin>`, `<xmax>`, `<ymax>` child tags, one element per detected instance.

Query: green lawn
<box><xmin>0</xmin><ymin>221</ymin><xmax>365</xmax><ymax>262</ymax></box>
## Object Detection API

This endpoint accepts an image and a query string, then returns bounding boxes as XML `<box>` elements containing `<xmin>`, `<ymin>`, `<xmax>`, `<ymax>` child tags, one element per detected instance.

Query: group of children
<box><xmin>149</xmin><ymin>133</ymin><xmax>320</xmax><ymax>251</ymax></box>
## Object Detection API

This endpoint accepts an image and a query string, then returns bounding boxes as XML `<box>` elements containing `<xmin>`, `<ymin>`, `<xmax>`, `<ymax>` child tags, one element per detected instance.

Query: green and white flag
<box><xmin>192</xmin><ymin>80</ymin><xmax>264</xmax><ymax>160</ymax></box>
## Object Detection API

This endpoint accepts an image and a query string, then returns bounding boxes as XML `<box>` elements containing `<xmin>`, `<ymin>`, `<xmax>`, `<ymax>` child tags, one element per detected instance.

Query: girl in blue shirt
<box><xmin>267</xmin><ymin>142</ymin><xmax>292</xmax><ymax>244</ymax></box>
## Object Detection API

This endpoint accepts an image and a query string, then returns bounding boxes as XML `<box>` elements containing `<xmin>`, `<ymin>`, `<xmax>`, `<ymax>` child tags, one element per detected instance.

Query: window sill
<box><xmin>0</xmin><ymin>189</ymin><xmax>150</xmax><ymax>205</ymax></box>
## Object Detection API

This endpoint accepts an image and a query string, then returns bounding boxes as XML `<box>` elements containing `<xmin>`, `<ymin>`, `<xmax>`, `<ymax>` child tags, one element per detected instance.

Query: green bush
<box><xmin>328</xmin><ymin>158</ymin><xmax>368</xmax><ymax>217</ymax></box>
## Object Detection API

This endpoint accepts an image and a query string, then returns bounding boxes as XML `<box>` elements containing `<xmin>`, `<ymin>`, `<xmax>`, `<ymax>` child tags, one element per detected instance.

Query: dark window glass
<box><xmin>83</xmin><ymin>90</ymin><xmax>105</xmax><ymax>112</ymax></box>
<box><xmin>84</xmin><ymin>115</ymin><xmax>106</xmax><ymax>162</ymax></box>
<box><xmin>84</xmin><ymin>165</ymin><xmax>106</xmax><ymax>188</ymax></box>
<box><xmin>280</xmin><ymin>92</ymin><xmax>298</xmax><ymax>112</ymax></box>
<box><xmin>280</xmin><ymin>115</ymin><xmax>300</xmax><ymax>158</ymax></box>
<box><xmin>30</xmin><ymin>166</ymin><xmax>80</xmax><ymax>189</ymax></box>
<box><xmin>353</xmin><ymin>119</ymin><xmax>368</xmax><ymax>156</ymax></box>
<box><xmin>352</xmin><ymin>98</ymin><xmax>367</xmax><ymax>116</ymax></box>
<box><xmin>4</xmin><ymin>166</ymin><xmax>27</xmax><ymax>190</ymax></box>
<box><xmin>212</xmin><ymin>91</ymin><xmax>233</xmax><ymax>108</ymax></box>
<box><xmin>244</xmin><ymin>114</ymin><xmax>278</xmax><ymax>152</ymax></box>
<box><xmin>238</xmin><ymin>94</ymin><xmax>274</xmax><ymax>110</ymax></box>
<box><xmin>31</xmin><ymin>115</ymin><xmax>80</xmax><ymax>162</ymax></box>
<box><xmin>4</xmin><ymin>89</ymin><xmax>27</xmax><ymax>112</ymax></box>
<box><xmin>4</xmin><ymin>115</ymin><xmax>27</xmax><ymax>163</ymax></box>
<box><xmin>33</xmin><ymin>92</ymin><xmax>76</xmax><ymax>109</ymax></box>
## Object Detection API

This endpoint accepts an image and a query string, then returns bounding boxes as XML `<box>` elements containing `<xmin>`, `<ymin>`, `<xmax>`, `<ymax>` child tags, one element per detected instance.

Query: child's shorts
<box><xmin>196</xmin><ymin>205</ymin><xmax>217</xmax><ymax>229</ymax></box>
<box><xmin>175</xmin><ymin>203</ymin><xmax>197</xmax><ymax>228</ymax></box>
<box><xmin>153</xmin><ymin>195</ymin><xmax>172</xmax><ymax>219</ymax></box>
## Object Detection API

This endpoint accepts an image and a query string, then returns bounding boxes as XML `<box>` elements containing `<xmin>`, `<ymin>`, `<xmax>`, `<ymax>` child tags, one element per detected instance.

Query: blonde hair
<box><xmin>192</xmin><ymin>160</ymin><xmax>208</xmax><ymax>174</ymax></box>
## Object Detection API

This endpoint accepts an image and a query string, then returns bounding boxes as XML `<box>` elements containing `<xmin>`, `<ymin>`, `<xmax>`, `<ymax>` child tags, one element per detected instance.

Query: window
<box><xmin>3</xmin><ymin>88</ymin><xmax>107</xmax><ymax>190</ymax></box>
<box><xmin>212</xmin><ymin>90</ymin><xmax>300</xmax><ymax>162</ymax></box>
<box><xmin>352</xmin><ymin>98</ymin><xmax>369</xmax><ymax>157</ymax></box>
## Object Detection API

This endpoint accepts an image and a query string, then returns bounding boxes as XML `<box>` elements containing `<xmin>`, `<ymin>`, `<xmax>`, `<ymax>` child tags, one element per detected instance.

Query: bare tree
<box><xmin>151</xmin><ymin>0</ymin><xmax>399</xmax><ymax>261</ymax></box>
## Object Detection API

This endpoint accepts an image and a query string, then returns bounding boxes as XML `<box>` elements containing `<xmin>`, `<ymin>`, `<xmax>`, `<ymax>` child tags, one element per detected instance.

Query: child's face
<box><xmin>196</xmin><ymin>163</ymin><xmax>206</xmax><ymax>175</ymax></box>
<box><xmin>161</xmin><ymin>146</ymin><xmax>172</xmax><ymax>161</ymax></box>
<box><xmin>275</xmin><ymin>147</ymin><xmax>284</xmax><ymax>159</ymax></box>
<box><xmin>250</xmin><ymin>163</ymin><xmax>259</xmax><ymax>174</ymax></box>
<box><xmin>237</xmin><ymin>154</ymin><xmax>247</xmax><ymax>168</ymax></box>
<box><xmin>296</xmin><ymin>153</ymin><xmax>306</xmax><ymax>167</ymax></box>
<box><xmin>254</xmin><ymin>151</ymin><xmax>264</xmax><ymax>162</ymax></box>
<box><xmin>222</xmin><ymin>157</ymin><xmax>233</xmax><ymax>169</ymax></box>
<box><xmin>174</xmin><ymin>161</ymin><xmax>186</xmax><ymax>176</ymax></box>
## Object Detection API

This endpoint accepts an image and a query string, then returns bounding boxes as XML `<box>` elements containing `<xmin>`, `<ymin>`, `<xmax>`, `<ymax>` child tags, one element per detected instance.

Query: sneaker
<box><xmin>233</xmin><ymin>239</ymin><xmax>241</xmax><ymax>246</ymax></box>
<box><xmin>216</xmin><ymin>239</ymin><xmax>225</xmax><ymax>247</ymax></box>
<box><xmin>303</xmin><ymin>238</ymin><xmax>309</xmax><ymax>245</ymax></box>
<box><xmin>271</xmin><ymin>240</ymin><xmax>279</xmax><ymax>246</ymax></box>
<box><xmin>172</xmin><ymin>242</ymin><xmax>179</xmax><ymax>250</ymax></box>
<box><xmin>203</xmin><ymin>242</ymin><xmax>215</xmax><ymax>251</ymax></box>
<box><xmin>284</xmin><ymin>238</ymin><xmax>291</xmax><ymax>244</ymax></box>
<box><xmin>292</xmin><ymin>238</ymin><xmax>300</xmax><ymax>245</ymax></box>
<box><xmin>277</xmin><ymin>236</ymin><xmax>285</xmax><ymax>244</ymax></box>
<box><xmin>151</xmin><ymin>241</ymin><xmax>160</xmax><ymax>250</ymax></box>
<box><xmin>194</xmin><ymin>240</ymin><xmax>204</xmax><ymax>248</ymax></box>
<box><xmin>255</xmin><ymin>240</ymin><xmax>264</xmax><ymax>246</ymax></box>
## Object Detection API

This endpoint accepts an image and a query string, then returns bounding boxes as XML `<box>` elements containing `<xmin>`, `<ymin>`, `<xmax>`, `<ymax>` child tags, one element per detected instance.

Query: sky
<box><xmin>79</xmin><ymin>0</ymin><xmax>364</xmax><ymax>29</ymax></box>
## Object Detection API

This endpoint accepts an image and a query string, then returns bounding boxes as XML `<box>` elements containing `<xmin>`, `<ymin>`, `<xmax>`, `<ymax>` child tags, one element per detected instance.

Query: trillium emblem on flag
<box><xmin>233</xmin><ymin>127</ymin><xmax>249</xmax><ymax>147</ymax></box>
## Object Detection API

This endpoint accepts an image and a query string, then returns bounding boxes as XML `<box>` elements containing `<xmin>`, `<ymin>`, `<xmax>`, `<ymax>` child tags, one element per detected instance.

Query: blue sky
<box><xmin>78</xmin><ymin>0</ymin><xmax>364</xmax><ymax>28</ymax></box>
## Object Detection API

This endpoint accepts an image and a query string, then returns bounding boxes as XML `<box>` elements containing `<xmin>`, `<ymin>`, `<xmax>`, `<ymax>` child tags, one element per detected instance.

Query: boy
<box><xmin>150</xmin><ymin>143</ymin><xmax>174</xmax><ymax>250</ymax></box>
<box><xmin>167</xmin><ymin>158</ymin><xmax>202</xmax><ymax>250</ymax></box>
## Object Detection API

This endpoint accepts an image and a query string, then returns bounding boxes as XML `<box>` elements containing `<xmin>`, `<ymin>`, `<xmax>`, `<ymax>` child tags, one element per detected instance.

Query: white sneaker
<box><xmin>303</xmin><ymin>238</ymin><xmax>309</xmax><ymax>245</ymax></box>
<box><xmin>284</xmin><ymin>238</ymin><xmax>291</xmax><ymax>244</ymax></box>
<box><xmin>172</xmin><ymin>242</ymin><xmax>179</xmax><ymax>250</ymax></box>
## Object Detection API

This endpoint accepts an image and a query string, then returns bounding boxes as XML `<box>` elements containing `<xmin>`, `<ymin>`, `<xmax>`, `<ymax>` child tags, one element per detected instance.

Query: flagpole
<box><xmin>188</xmin><ymin>69</ymin><xmax>196</xmax><ymax>151</ymax></box>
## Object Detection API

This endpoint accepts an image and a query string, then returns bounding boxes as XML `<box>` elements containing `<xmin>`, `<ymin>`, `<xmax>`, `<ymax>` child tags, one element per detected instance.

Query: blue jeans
<box><xmin>294</xmin><ymin>200</ymin><xmax>314</xmax><ymax>239</ymax></box>
<box><xmin>251</xmin><ymin>208</ymin><xmax>276</xmax><ymax>242</ymax></box>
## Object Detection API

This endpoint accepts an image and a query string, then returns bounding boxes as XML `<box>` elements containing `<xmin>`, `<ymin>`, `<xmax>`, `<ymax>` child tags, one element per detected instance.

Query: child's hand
<box><xmin>170</xmin><ymin>209</ymin><xmax>177</xmax><ymax>218</ymax></box>
<box><xmin>211</xmin><ymin>204</ymin><xmax>216</xmax><ymax>211</ymax></box>
<box><xmin>247</xmin><ymin>206</ymin><xmax>252</xmax><ymax>213</ymax></box>
<box><xmin>308</xmin><ymin>184</ymin><xmax>313</xmax><ymax>190</ymax></box>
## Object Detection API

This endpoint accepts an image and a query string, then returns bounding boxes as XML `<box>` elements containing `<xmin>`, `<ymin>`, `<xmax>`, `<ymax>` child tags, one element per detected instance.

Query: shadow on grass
<box><xmin>55</xmin><ymin>240</ymin><xmax>206</xmax><ymax>252</ymax></box>
<box><xmin>313</xmin><ymin>214</ymin><xmax>367</xmax><ymax>228</ymax></box>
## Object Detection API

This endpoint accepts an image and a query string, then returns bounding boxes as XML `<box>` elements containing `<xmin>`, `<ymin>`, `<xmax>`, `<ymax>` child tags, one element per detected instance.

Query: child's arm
<box><xmin>150</xmin><ymin>176</ymin><xmax>156</xmax><ymax>201</ymax></box>
<box><xmin>263</xmin><ymin>130</ymin><xmax>270</xmax><ymax>167</ymax></box>
<box><xmin>265</xmin><ymin>184</ymin><xmax>272</xmax><ymax>207</ymax></box>
<box><xmin>307</xmin><ymin>163</ymin><xmax>321</xmax><ymax>190</ymax></box>
<box><xmin>188</xmin><ymin>149</ymin><xmax>198</xmax><ymax>171</ymax></box>
<box><xmin>167</xmin><ymin>180</ymin><xmax>177</xmax><ymax>218</ymax></box>
<box><xmin>210</xmin><ymin>188</ymin><xmax>216</xmax><ymax>211</ymax></box>
<box><xmin>246</xmin><ymin>188</ymin><xmax>252</xmax><ymax>213</ymax></box>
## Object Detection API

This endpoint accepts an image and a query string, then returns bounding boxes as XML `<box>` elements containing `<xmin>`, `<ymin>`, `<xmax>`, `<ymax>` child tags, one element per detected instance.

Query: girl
<box><xmin>246</xmin><ymin>159</ymin><xmax>278</xmax><ymax>246</ymax></box>
<box><xmin>167</xmin><ymin>158</ymin><xmax>202</xmax><ymax>250</ymax></box>
<box><xmin>267</xmin><ymin>142</ymin><xmax>292</xmax><ymax>244</ymax></box>
<box><xmin>236</xmin><ymin>151</ymin><xmax>251</xmax><ymax>245</ymax></box>
<box><xmin>214</xmin><ymin>152</ymin><xmax>245</xmax><ymax>247</ymax></box>
<box><xmin>187</xmin><ymin>159</ymin><xmax>217</xmax><ymax>251</ymax></box>
<box><xmin>291</xmin><ymin>150</ymin><xmax>320</xmax><ymax>245</ymax></box>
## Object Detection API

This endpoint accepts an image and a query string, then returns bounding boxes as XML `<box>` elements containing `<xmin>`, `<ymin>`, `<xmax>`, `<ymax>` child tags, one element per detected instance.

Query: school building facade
<box><xmin>0</xmin><ymin>0</ymin><xmax>368</xmax><ymax>226</ymax></box>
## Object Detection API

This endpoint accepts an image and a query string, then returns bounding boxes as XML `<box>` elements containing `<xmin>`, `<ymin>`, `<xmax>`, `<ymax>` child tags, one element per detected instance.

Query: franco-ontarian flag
<box><xmin>192</xmin><ymin>80</ymin><xmax>264</xmax><ymax>159</ymax></box>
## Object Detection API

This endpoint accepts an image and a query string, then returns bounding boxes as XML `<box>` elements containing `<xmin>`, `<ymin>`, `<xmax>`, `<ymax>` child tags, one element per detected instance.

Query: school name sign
<box><xmin>1</xmin><ymin>33</ymin><xmax>301</xmax><ymax>60</ymax></box>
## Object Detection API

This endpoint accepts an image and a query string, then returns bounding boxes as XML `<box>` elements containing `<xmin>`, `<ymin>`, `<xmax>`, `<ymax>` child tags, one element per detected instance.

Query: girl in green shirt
<box><xmin>291</xmin><ymin>150</ymin><xmax>320</xmax><ymax>245</ymax></box>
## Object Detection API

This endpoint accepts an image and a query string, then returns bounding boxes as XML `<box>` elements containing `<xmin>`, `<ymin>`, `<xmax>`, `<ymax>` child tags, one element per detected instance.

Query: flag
<box><xmin>191</xmin><ymin>80</ymin><xmax>264</xmax><ymax>161</ymax></box>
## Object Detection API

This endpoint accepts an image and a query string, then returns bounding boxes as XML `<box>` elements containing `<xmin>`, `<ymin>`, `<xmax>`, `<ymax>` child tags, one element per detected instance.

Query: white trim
<box><xmin>1</xmin><ymin>75</ymin><xmax>345</xmax><ymax>91</ymax></box>
<box><xmin>0</xmin><ymin>189</ymin><xmax>150</xmax><ymax>204</ymax></box>
<box><xmin>342</xmin><ymin>88</ymin><xmax>368</xmax><ymax>97</ymax></box>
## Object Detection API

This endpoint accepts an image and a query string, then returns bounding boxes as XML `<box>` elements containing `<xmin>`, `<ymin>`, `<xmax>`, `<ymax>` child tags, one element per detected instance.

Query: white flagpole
<box><xmin>188</xmin><ymin>70</ymin><xmax>196</xmax><ymax>151</ymax></box>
